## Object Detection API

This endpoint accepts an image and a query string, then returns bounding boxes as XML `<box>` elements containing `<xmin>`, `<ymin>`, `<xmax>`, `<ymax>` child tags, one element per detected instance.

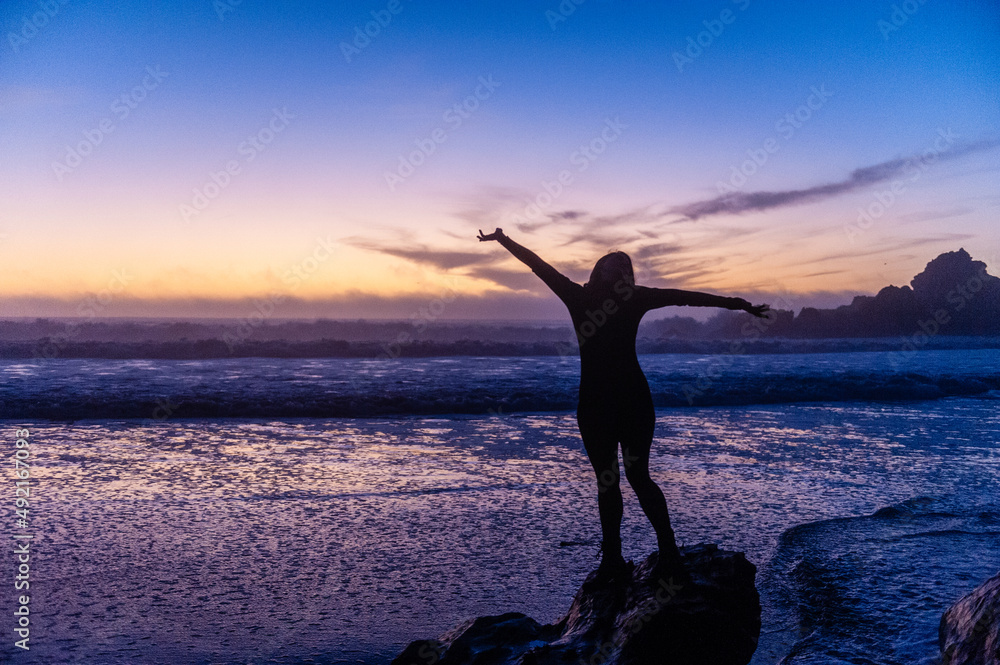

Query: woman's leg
<box><xmin>620</xmin><ymin>407</ymin><xmax>680</xmax><ymax>557</ymax></box>
<box><xmin>577</xmin><ymin>410</ymin><xmax>623</xmax><ymax>556</ymax></box>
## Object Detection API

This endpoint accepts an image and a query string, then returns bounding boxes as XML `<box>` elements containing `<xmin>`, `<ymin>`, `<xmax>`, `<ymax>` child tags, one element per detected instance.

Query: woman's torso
<box><xmin>566</xmin><ymin>285</ymin><xmax>651</xmax><ymax>404</ymax></box>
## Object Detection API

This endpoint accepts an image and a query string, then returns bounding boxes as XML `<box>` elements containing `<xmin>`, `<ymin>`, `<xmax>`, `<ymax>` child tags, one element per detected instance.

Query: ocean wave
<box><xmin>1</xmin><ymin>351</ymin><xmax>998</xmax><ymax>419</ymax></box>
<box><xmin>757</xmin><ymin>495</ymin><xmax>1000</xmax><ymax>665</ymax></box>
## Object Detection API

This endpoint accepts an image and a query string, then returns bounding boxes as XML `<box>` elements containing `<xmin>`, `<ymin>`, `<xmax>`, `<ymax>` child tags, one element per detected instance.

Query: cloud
<box><xmin>551</xmin><ymin>210</ymin><xmax>586</xmax><ymax>220</ymax></box>
<box><xmin>452</xmin><ymin>184</ymin><xmax>679</xmax><ymax>239</ymax></box>
<box><xmin>671</xmin><ymin>137</ymin><xmax>1000</xmax><ymax>221</ymax></box>
<box><xmin>450</xmin><ymin>188</ymin><xmax>766</xmax><ymax>285</ymax></box>
<box><xmin>800</xmin><ymin>269</ymin><xmax>847</xmax><ymax>278</ymax></box>
<box><xmin>344</xmin><ymin>225</ymin><xmax>608</xmax><ymax>293</ymax></box>
<box><xmin>895</xmin><ymin>206</ymin><xmax>973</xmax><ymax>224</ymax></box>
<box><xmin>540</xmin><ymin>206</ymin><xmax>686</xmax><ymax>251</ymax></box>
<box><xmin>805</xmin><ymin>233</ymin><xmax>975</xmax><ymax>265</ymax></box>
<box><xmin>451</xmin><ymin>186</ymin><xmax>530</xmax><ymax>228</ymax></box>
<box><xmin>345</xmin><ymin>235</ymin><xmax>595</xmax><ymax>291</ymax></box>
<box><xmin>463</xmin><ymin>267</ymin><xmax>558</xmax><ymax>292</ymax></box>
<box><xmin>344</xmin><ymin>237</ymin><xmax>496</xmax><ymax>270</ymax></box>
<box><xmin>631</xmin><ymin>242</ymin><xmax>685</xmax><ymax>261</ymax></box>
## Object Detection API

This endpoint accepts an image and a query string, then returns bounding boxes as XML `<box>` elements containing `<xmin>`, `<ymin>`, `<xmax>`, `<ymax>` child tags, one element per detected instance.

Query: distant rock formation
<box><xmin>390</xmin><ymin>544</ymin><xmax>761</xmax><ymax>665</ymax></box>
<box><xmin>647</xmin><ymin>247</ymin><xmax>1000</xmax><ymax>340</ymax></box>
<box><xmin>940</xmin><ymin>571</ymin><xmax>1000</xmax><ymax>665</ymax></box>
<box><xmin>818</xmin><ymin>247</ymin><xmax>1000</xmax><ymax>337</ymax></box>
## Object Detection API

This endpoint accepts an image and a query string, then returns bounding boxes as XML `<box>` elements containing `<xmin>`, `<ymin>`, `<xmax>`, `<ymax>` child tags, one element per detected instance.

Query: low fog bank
<box><xmin>3</xmin><ymin>249</ymin><xmax>997</xmax><ymax>359</ymax></box>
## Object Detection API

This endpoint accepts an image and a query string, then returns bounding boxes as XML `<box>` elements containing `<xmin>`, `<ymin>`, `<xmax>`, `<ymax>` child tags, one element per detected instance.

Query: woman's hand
<box><xmin>744</xmin><ymin>303</ymin><xmax>771</xmax><ymax>319</ymax></box>
<box><xmin>477</xmin><ymin>228</ymin><xmax>505</xmax><ymax>242</ymax></box>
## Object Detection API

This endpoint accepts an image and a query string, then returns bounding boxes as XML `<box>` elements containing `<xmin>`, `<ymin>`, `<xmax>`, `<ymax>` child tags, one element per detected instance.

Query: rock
<box><xmin>940</xmin><ymin>571</ymin><xmax>1000</xmax><ymax>665</ymax></box>
<box><xmin>391</xmin><ymin>543</ymin><xmax>761</xmax><ymax>665</ymax></box>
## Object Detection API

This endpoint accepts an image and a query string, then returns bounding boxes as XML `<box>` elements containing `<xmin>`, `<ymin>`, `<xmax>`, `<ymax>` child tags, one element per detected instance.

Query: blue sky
<box><xmin>1</xmin><ymin>0</ymin><xmax>997</xmax><ymax>319</ymax></box>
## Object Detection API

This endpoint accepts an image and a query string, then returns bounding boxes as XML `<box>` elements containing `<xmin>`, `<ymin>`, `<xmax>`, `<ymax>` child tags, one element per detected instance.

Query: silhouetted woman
<box><xmin>478</xmin><ymin>228</ymin><xmax>769</xmax><ymax>578</ymax></box>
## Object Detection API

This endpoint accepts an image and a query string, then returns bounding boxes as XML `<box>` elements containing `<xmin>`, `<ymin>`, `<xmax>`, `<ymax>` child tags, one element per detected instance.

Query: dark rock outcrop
<box><xmin>940</xmin><ymin>571</ymin><xmax>1000</xmax><ymax>665</ymax></box>
<box><xmin>645</xmin><ymin>247</ymin><xmax>1000</xmax><ymax>340</ymax></box>
<box><xmin>391</xmin><ymin>543</ymin><xmax>760</xmax><ymax>665</ymax></box>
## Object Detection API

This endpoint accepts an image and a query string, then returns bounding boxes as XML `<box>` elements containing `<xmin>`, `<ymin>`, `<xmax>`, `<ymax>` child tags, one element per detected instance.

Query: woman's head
<box><xmin>587</xmin><ymin>251</ymin><xmax>635</xmax><ymax>290</ymax></box>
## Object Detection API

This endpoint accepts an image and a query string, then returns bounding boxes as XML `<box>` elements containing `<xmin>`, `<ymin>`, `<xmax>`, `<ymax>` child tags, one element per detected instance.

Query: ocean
<box><xmin>2</xmin><ymin>348</ymin><xmax>999</xmax><ymax>664</ymax></box>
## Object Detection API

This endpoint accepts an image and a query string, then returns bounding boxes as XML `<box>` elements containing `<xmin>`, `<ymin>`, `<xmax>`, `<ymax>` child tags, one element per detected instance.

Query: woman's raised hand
<box><xmin>745</xmin><ymin>303</ymin><xmax>771</xmax><ymax>319</ymax></box>
<box><xmin>477</xmin><ymin>228</ymin><xmax>505</xmax><ymax>242</ymax></box>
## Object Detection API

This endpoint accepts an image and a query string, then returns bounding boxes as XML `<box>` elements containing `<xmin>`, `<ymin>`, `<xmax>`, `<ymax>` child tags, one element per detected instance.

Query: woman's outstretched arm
<box><xmin>477</xmin><ymin>228</ymin><xmax>580</xmax><ymax>302</ymax></box>
<box><xmin>636</xmin><ymin>286</ymin><xmax>770</xmax><ymax>318</ymax></box>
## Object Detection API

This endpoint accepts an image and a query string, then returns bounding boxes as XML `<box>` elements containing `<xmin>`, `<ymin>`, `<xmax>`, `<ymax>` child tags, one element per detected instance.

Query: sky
<box><xmin>1</xmin><ymin>0</ymin><xmax>998</xmax><ymax>321</ymax></box>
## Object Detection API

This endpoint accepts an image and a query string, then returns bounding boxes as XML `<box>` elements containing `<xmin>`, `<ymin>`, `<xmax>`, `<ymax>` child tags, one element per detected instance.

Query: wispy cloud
<box><xmin>804</xmin><ymin>233</ymin><xmax>975</xmax><ymax>265</ymax></box>
<box><xmin>463</xmin><ymin>267</ymin><xmax>560</xmax><ymax>291</ymax></box>
<box><xmin>895</xmin><ymin>206</ymin><xmax>973</xmax><ymax>224</ymax></box>
<box><xmin>671</xmin><ymin>137</ymin><xmax>1000</xmax><ymax>221</ymax></box>
<box><xmin>631</xmin><ymin>242</ymin><xmax>685</xmax><ymax>261</ymax></box>
<box><xmin>450</xmin><ymin>189</ymin><xmax>771</xmax><ymax>285</ymax></box>
<box><xmin>451</xmin><ymin>137</ymin><xmax>999</xmax><ymax>244</ymax></box>
<box><xmin>344</xmin><ymin>237</ymin><xmax>496</xmax><ymax>270</ymax></box>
